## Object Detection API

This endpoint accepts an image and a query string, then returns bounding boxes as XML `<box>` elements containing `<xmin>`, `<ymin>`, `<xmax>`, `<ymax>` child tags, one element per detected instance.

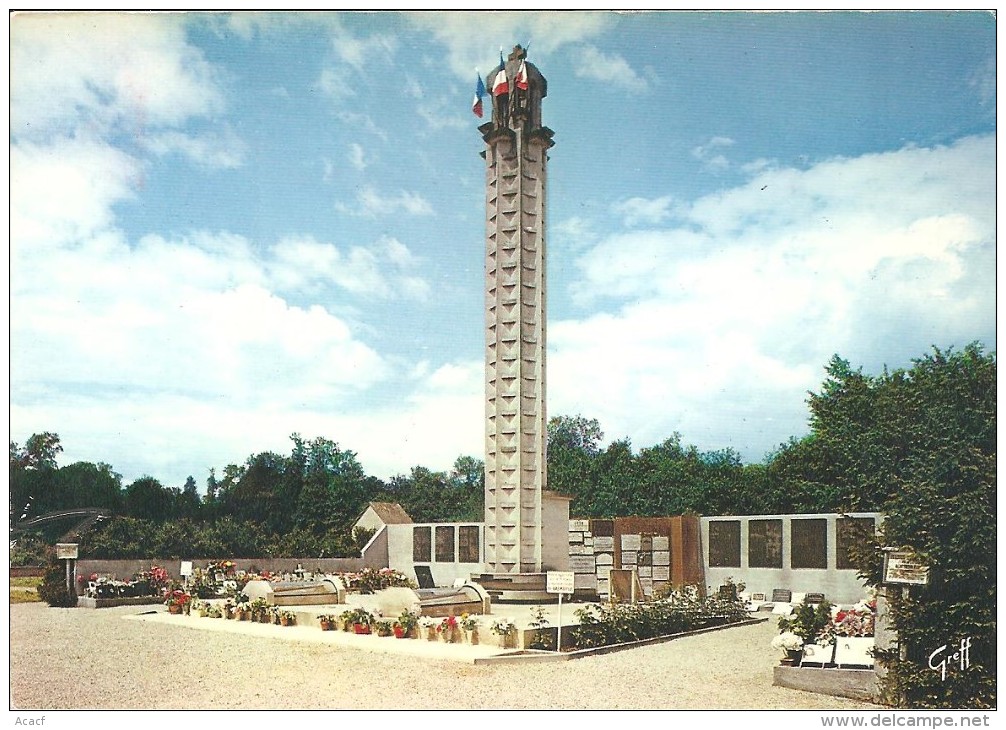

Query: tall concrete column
<box><xmin>480</xmin><ymin>46</ymin><xmax>554</xmax><ymax>576</ymax></box>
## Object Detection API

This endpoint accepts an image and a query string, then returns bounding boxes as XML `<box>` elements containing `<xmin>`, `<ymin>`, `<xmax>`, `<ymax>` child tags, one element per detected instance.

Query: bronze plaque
<box><xmin>748</xmin><ymin>519</ymin><xmax>783</xmax><ymax>568</ymax></box>
<box><xmin>791</xmin><ymin>519</ymin><xmax>827</xmax><ymax>569</ymax></box>
<box><xmin>708</xmin><ymin>520</ymin><xmax>741</xmax><ymax>568</ymax></box>
<box><xmin>413</xmin><ymin>526</ymin><xmax>431</xmax><ymax>563</ymax></box>
<box><xmin>435</xmin><ymin>525</ymin><xmax>455</xmax><ymax>562</ymax></box>
<box><xmin>458</xmin><ymin>525</ymin><xmax>480</xmax><ymax>563</ymax></box>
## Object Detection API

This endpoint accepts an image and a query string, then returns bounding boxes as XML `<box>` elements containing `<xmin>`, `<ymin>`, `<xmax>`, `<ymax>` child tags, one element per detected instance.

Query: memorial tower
<box><xmin>478</xmin><ymin>46</ymin><xmax>555</xmax><ymax>580</ymax></box>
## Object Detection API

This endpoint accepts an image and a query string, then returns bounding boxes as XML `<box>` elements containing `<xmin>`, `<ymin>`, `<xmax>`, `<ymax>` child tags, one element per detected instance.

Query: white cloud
<box><xmin>338</xmin><ymin>186</ymin><xmax>434</xmax><ymax>217</ymax></box>
<box><xmin>348</xmin><ymin>143</ymin><xmax>367</xmax><ymax>171</ymax></box>
<box><xmin>572</xmin><ymin>44</ymin><xmax>650</xmax><ymax>94</ymax></box>
<box><xmin>555</xmin><ymin>135</ymin><xmax>995</xmax><ymax>458</ymax></box>
<box><xmin>142</xmin><ymin>127</ymin><xmax>246</xmax><ymax>169</ymax></box>
<box><xmin>613</xmin><ymin>195</ymin><xmax>675</xmax><ymax>226</ymax></box>
<box><xmin>407</xmin><ymin>11</ymin><xmax>611</xmax><ymax>79</ymax></box>
<box><xmin>11</xmin><ymin>13</ymin><xmax>223</xmax><ymax>139</ymax></box>
<box><xmin>691</xmin><ymin>136</ymin><xmax>735</xmax><ymax>173</ymax></box>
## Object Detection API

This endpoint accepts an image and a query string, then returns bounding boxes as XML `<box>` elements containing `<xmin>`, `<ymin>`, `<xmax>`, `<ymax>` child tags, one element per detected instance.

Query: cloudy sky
<box><xmin>10</xmin><ymin>11</ymin><xmax>996</xmax><ymax>490</ymax></box>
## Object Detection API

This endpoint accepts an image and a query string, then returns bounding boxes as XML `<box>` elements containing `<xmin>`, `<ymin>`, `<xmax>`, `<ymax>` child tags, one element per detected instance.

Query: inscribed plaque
<box><xmin>569</xmin><ymin>519</ymin><xmax>589</xmax><ymax>532</ymax></box>
<box><xmin>638</xmin><ymin>566</ymin><xmax>652</xmax><ymax>578</ymax></box>
<box><xmin>570</xmin><ymin>555</ymin><xmax>595</xmax><ymax>572</ymax></box>
<box><xmin>593</xmin><ymin>536</ymin><xmax>614</xmax><ymax>551</ymax></box>
<box><xmin>652</xmin><ymin>536</ymin><xmax>669</xmax><ymax>551</ymax></box>
<box><xmin>621</xmin><ymin>551</ymin><xmax>637</xmax><ymax>567</ymax></box>
<box><xmin>748</xmin><ymin>519</ymin><xmax>783</xmax><ymax>569</ymax></box>
<box><xmin>595</xmin><ymin>552</ymin><xmax>613</xmax><ymax>565</ymax></box>
<box><xmin>652</xmin><ymin>566</ymin><xmax>670</xmax><ymax>581</ymax></box>
<box><xmin>652</xmin><ymin>551</ymin><xmax>670</xmax><ymax>566</ymax></box>
<box><xmin>621</xmin><ymin>534</ymin><xmax>642</xmax><ymax>551</ymax></box>
<box><xmin>791</xmin><ymin>519</ymin><xmax>828</xmax><ymax>569</ymax></box>
<box><xmin>568</xmin><ymin>532</ymin><xmax>583</xmax><ymax>544</ymax></box>
<box><xmin>838</xmin><ymin>517</ymin><xmax>876</xmax><ymax>570</ymax></box>
<box><xmin>708</xmin><ymin>520</ymin><xmax>741</xmax><ymax>568</ymax></box>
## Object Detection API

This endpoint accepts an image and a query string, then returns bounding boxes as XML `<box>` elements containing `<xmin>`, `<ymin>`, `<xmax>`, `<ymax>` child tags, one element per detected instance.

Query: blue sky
<box><xmin>10</xmin><ymin>11</ymin><xmax>997</xmax><ymax>489</ymax></box>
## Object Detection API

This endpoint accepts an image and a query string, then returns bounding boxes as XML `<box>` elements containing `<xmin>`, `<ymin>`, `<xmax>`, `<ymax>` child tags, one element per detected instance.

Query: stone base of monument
<box><xmin>418</xmin><ymin>582</ymin><xmax>491</xmax><ymax>617</ymax></box>
<box><xmin>773</xmin><ymin>665</ymin><xmax>879</xmax><ymax>703</ymax></box>
<box><xmin>471</xmin><ymin>573</ymin><xmax>557</xmax><ymax>603</ymax></box>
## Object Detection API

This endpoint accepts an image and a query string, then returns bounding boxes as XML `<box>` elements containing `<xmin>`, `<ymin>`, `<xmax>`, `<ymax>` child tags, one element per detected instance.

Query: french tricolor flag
<box><xmin>472</xmin><ymin>72</ymin><xmax>486</xmax><ymax>118</ymax></box>
<box><xmin>515</xmin><ymin>59</ymin><xmax>528</xmax><ymax>91</ymax></box>
<box><xmin>491</xmin><ymin>49</ymin><xmax>509</xmax><ymax>96</ymax></box>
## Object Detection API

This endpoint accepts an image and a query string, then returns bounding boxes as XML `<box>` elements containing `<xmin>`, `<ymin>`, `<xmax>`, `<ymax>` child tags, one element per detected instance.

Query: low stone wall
<box><xmin>77</xmin><ymin>596</ymin><xmax>164</xmax><ymax>609</ymax></box>
<box><xmin>773</xmin><ymin>665</ymin><xmax>879</xmax><ymax>703</ymax></box>
<box><xmin>75</xmin><ymin>557</ymin><xmax>366</xmax><ymax>583</ymax></box>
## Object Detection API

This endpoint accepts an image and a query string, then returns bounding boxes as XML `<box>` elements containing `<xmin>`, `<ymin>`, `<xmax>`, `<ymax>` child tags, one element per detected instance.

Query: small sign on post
<box><xmin>56</xmin><ymin>543</ymin><xmax>78</xmax><ymax>598</ymax></box>
<box><xmin>547</xmin><ymin>571</ymin><xmax>575</xmax><ymax>652</ymax></box>
<box><xmin>883</xmin><ymin>549</ymin><xmax>930</xmax><ymax>585</ymax></box>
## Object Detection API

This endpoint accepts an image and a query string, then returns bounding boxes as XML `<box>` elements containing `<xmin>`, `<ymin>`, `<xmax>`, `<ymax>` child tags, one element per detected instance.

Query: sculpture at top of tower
<box><xmin>486</xmin><ymin>45</ymin><xmax>548</xmax><ymax>133</ymax></box>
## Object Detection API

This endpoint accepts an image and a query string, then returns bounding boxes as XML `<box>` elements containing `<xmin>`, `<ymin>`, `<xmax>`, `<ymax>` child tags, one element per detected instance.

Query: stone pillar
<box><xmin>480</xmin><ymin>46</ymin><xmax>554</xmax><ymax>575</ymax></box>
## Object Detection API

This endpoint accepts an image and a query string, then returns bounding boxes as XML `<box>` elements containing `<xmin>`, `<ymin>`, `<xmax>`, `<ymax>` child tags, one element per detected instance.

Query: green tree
<box><xmin>781</xmin><ymin>344</ymin><xmax>995</xmax><ymax>708</ymax></box>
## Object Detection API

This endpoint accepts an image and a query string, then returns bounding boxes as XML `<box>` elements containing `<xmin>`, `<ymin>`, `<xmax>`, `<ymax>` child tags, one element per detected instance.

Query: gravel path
<box><xmin>10</xmin><ymin>602</ymin><xmax>881</xmax><ymax>710</ymax></box>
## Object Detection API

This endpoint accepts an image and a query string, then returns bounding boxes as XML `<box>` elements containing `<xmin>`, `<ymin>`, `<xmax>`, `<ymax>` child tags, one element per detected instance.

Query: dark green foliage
<box><xmin>37</xmin><ymin>550</ymin><xmax>75</xmax><ymax>607</ymax></box>
<box><xmin>570</xmin><ymin>588</ymin><xmax>749</xmax><ymax>649</ymax></box>
<box><xmin>778</xmin><ymin>599</ymin><xmax>835</xmax><ymax>646</ymax></box>
<box><xmin>783</xmin><ymin>344</ymin><xmax>995</xmax><ymax>708</ymax></box>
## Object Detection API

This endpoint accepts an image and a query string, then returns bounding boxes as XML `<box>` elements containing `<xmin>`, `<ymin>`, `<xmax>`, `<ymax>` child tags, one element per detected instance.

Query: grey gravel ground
<box><xmin>10</xmin><ymin>602</ymin><xmax>881</xmax><ymax>710</ymax></box>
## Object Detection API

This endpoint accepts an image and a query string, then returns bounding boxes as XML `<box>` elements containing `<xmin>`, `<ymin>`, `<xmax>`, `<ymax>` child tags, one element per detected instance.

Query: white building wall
<box><xmin>702</xmin><ymin>512</ymin><xmax>881</xmax><ymax>605</ymax></box>
<box><xmin>387</xmin><ymin>522</ymin><xmax>485</xmax><ymax>588</ymax></box>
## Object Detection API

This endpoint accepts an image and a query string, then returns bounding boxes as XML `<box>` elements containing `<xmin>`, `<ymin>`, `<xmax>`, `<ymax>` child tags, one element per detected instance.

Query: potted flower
<box><xmin>164</xmin><ymin>589</ymin><xmax>191</xmax><ymax>614</ymax></box>
<box><xmin>420</xmin><ymin>616</ymin><xmax>439</xmax><ymax>641</ymax></box>
<box><xmin>396</xmin><ymin>609</ymin><xmax>420</xmax><ymax>639</ymax></box>
<box><xmin>437</xmin><ymin>615</ymin><xmax>460</xmax><ymax>643</ymax></box>
<box><xmin>318</xmin><ymin>614</ymin><xmax>335</xmax><ymax>631</ymax></box>
<box><xmin>490</xmin><ymin>617</ymin><xmax>517</xmax><ymax>648</ymax></box>
<box><xmin>375</xmin><ymin>620</ymin><xmax>394</xmax><ymax>637</ymax></box>
<box><xmin>351</xmin><ymin>607</ymin><xmax>374</xmax><ymax>634</ymax></box>
<box><xmin>771</xmin><ymin>631</ymin><xmax>806</xmax><ymax>665</ymax></box>
<box><xmin>338</xmin><ymin>609</ymin><xmax>356</xmax><ymax>632</ymax></box>
<box><xmin>280</xmin><ymin>610</ymin><xmax>297</xmax><ymax>627</ymax></box>
<box><xmin>459</xmin><ymin>613</ymin><xmax>480</xmax><ymax>644</ymax></box>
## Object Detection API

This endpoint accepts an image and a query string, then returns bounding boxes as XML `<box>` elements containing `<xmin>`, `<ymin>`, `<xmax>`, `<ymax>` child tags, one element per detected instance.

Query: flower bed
<box><xmin>770</xmin><ymin>590</ymin><xmax>877</xmax><ymax>669</ymax></box>
<box><xmin>568</xmin><ymin>586</ymin><xmax>750</xmax><ymax>651</ymax></box>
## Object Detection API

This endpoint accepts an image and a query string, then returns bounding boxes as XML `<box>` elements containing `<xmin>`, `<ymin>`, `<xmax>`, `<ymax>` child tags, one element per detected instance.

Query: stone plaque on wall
<box><xmin>621</xmin><ymin>551</ymin><xmax>637</xmax><ymax>566</ymax></box>
<box><xmin>574</xmin><ymin>573</ymin><xmax>596</xmax><ymax>590</ymax></box>
<box><xmin>570</xmin><ymin>519</ymin><xmax>590</xmax><ymax>532</ymax></box>
<box><xmin>652</xmin><ymin>566</ymin><xmax>670</xmax><ymax>581</ymax></box>
<box><xmin>621</xmin><ymin>534</ymin><xmax>642</xmax><ymax>551</ymax></box>
<box><xmin>568</xmin><ymin>532</ymin><xmax>583</xmax><ymax>543</ymax></box>
<box><xmin>583</xmin><ymin>537</ymin><xmax>593</xmax><ymax>547</ymax></box>
<box><xmin>596</xmin><ymin>566</ymin><xmax>611</xmax><ymax>579</ymax></box>
<box><xmin>596</xmin><ymin>552</ymin><xmax>613</xmax><ymax>565</ymax></box>
<box><xmin>570</xmin><ymin>555</ymin><xmax>596</xmax><ymax>572</ymax></box>
<box><xmin>569</xmin><ymin>544</ymin><xmax>586</xmax><ymax>555</ymax></box>
<box><xmin>638</xmin><ymin>566</ymin><xmax>652</xmax><ymax>578</ymax></box>
<box><xmin>640</xmin><ymin>578</ymin><xmax>653</xmax><ymax>593</ymax></box>
<box><xmin>597</xmin><ymin>579</ymin><xmax>609</xmax><ymax>594</ymax></box>
<box><xmin>653</xmin><ymin>551</ymin><xmax>670</xmax><ymax>566</ymax></box>
<box><xmin>652</xmin><ymin>536</ymin><xmax>669</xmax><ymax>551</ymax></box>
<box><xmin>708</xmin><ymin>520</ymin><xmax>741</xmax><ymax>568</ymax></box>
<box><xmin>593</xmin><ymin>536</ymin><xmax>614</xmax><ymax>551</ymax></box>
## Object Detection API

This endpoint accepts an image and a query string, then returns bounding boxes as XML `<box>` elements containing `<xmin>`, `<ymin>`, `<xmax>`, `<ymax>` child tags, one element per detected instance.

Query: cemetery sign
<box><xmin>883</xmin><ymin>548</ymin><xmax>930</xmax><ymax>585</ymax></box>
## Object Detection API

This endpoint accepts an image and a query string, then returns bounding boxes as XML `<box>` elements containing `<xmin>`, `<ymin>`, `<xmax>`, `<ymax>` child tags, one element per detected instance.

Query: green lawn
<box><xmin>10</xmin><ymin>576</ymin><xmax>42</xmax><ymax>603</ymax></box>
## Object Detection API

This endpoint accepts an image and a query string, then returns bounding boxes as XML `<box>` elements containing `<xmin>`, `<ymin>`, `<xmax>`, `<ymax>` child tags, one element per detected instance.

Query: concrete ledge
<box><xmin>773</xmin><ymin>665</ymin><xmax>879</xmax><ymax>702</ymax></box>
<box><xmin>77</xmin><ymin>596</ymin><xmax>164</xmax><ymax>609</ymax></box>
<box><xmin>475</xmin><ymin>616</ymin><xmax>766</xmax><ymax>665</ymax></box>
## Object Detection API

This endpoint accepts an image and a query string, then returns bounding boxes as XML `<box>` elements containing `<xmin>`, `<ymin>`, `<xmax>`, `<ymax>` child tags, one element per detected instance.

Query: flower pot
<box><xmin>280</xmin><ymin>617</ymin><xmax>291</xmax><ymax>627</ymax></box>
<box><xmin>393</xmin><ymin>626</ymin><xmax>406</xmax><ymax>639</ymax></box>
<box><xmin>784</xmin><ymin>649</ymin><xmax>803</xmax><ymax>667</ymax></box>
<box><xmin>468</xmin><ymin>629</ymin><xmax>479</xmax><ymax>645</ymax></box>
<box><xmin>320</xmin><ymin>620</ymin><xmax>332</xmax><ymax>631</ymax></box>
<box><xmin>353</xmin><ymin>623</ymin><xmax>371</xmax><ymax>635</ymax></box>
<box><xmin>168</xmin><ymin>604</ymin><xmax>182</xmax><ymax>615</ymax></box>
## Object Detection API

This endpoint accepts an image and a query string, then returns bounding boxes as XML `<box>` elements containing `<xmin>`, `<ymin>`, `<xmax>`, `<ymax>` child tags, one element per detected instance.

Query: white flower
<box><xmin>771</xmin><ymin>631</ymin><xmax>805</xmax><ymax>651</ymax></box>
